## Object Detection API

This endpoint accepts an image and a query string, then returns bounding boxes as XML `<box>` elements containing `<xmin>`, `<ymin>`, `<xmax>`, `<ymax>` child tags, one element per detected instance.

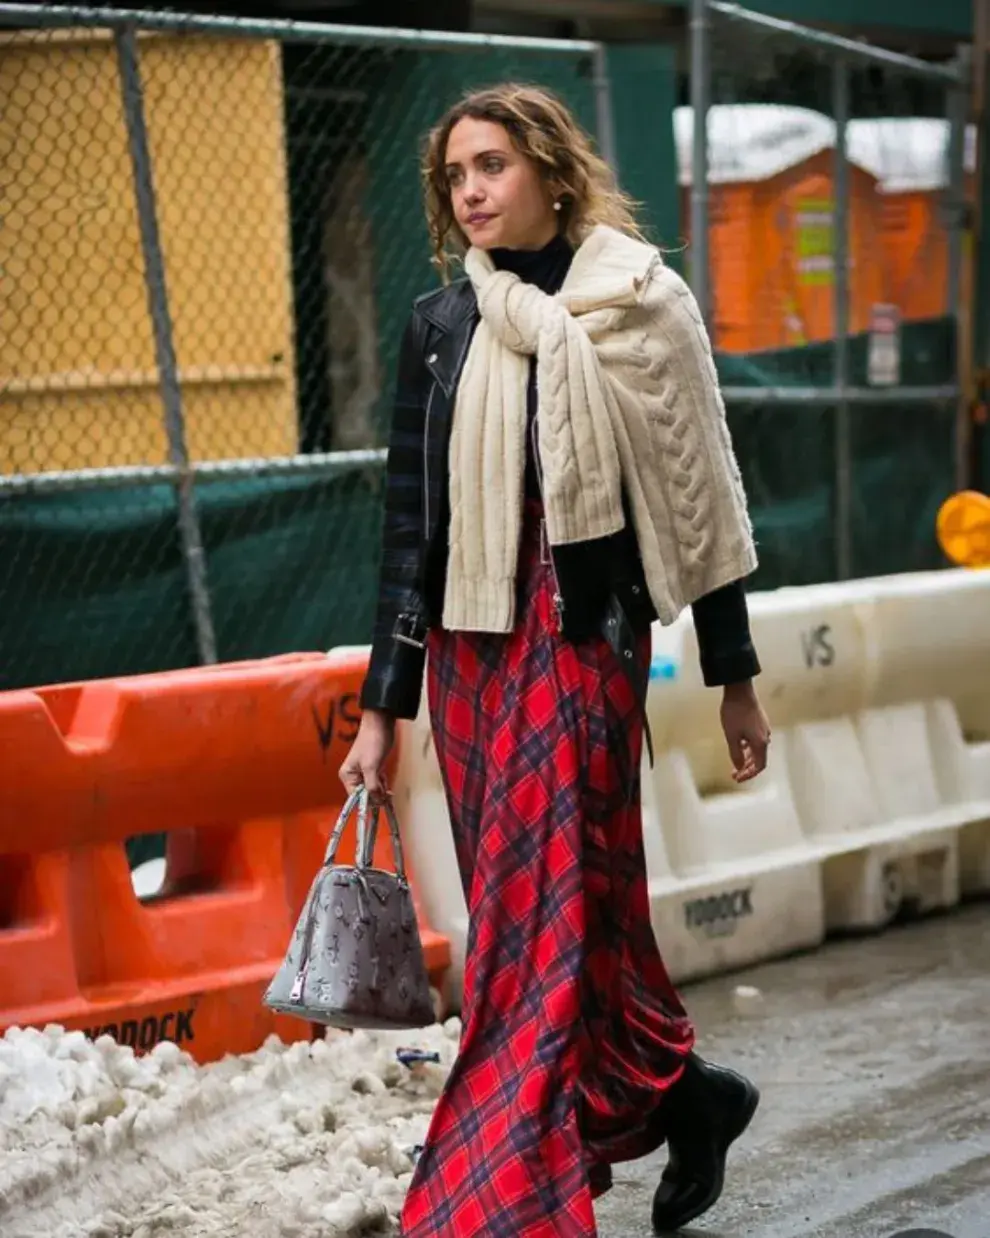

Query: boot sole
<box><xmin>652</xmin><ymin>1070</ymin><xmax>760</xmax><ymax>1234</ymax></box>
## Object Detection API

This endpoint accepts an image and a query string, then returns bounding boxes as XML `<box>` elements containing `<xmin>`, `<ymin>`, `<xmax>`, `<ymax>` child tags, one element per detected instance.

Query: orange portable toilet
<box><xmin>674</xmin><ymin>104</ymin><xmax>887</xmax><ymax>353</ymax></box>
<box><xmin>847</xmin><ymin>117</ymin><xmax>975</xmax><ymax>323</ymax></box>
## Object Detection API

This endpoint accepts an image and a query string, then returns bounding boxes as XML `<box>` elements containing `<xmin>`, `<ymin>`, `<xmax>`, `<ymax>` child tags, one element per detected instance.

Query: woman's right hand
<box><xmin>339</xmin><ymin>708</ymin><xmax>396</xmax><ymax>802</ymax></box>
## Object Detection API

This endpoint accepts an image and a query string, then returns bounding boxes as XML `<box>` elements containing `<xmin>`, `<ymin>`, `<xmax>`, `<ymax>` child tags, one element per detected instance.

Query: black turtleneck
<box><xmin>491</xmin><ymin>232</ymin><xmax>574</xmax><ymax>294</ymax></box>
<box><xmin>487</xmin><ymin>234</ymin><xmax>757</xmax><ymax>686</ymax></box>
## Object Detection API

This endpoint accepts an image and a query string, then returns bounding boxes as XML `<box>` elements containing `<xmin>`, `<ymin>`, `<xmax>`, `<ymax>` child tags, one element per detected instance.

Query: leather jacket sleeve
<box><xmin>358</xmin><ymin>313</ymin><xmax>431</xmax><ymax>720</ymax></box>
<box><xmin>691</xmin><ymin>578</ymin><xmax>761</xmax><ymax>686</ymax></box>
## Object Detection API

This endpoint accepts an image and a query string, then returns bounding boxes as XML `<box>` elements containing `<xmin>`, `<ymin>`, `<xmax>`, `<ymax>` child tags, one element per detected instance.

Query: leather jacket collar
<box><xmin>416</xmin><ymin>280</ymin><xmax>479</xmax><ymax>398</ymax></box>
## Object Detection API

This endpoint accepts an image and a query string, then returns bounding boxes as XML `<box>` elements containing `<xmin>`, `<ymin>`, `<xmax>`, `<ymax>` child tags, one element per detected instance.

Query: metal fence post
<box><xmin>946</xmin><ymin>46</ymin><xmax>970</xmax><ymax>317</ymax></box>
<box><xmin>832</xmin><ymin>55</ymin><xmax>852</xmax><ymax>582</ymax></box>
<box><xmin>591</xmin><ymin>43</ymin><xmax>619</xmax><ymax>174</ymax></box>
<box><xmin>947</xmin><ymin>43</ymin><xmax>973</xmax><ymax>489</ymax></box>
<box><xmin>114</xmin><ymin>24</ymin><xmax>218</xmax><ymax>665</ymax></box>
<box><xmin>689</xmin><ymin>0</ymin><xmax>713</xmax><ymax>330</ymax></box>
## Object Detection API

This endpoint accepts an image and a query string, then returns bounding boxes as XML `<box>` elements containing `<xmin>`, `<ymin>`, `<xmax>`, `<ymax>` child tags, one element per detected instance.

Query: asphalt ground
<box><xmin>597</xmin><ymin>903</ymin><xmax>990</xmax><ymax>1238</ymax></box>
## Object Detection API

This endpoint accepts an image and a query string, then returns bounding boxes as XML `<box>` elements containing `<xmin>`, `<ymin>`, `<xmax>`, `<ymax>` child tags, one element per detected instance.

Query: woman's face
<box><xmin>444</xmin><ymin>117</ymin><xmax>558</xmax><ymax>252</ymax></box>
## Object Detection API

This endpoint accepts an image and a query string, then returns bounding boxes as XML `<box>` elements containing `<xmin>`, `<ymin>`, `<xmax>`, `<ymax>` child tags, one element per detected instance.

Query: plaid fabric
<box><xmin>401</xmin><ymin>503</ymin><xmax>695</xmax><ymax>1238</ymax></box>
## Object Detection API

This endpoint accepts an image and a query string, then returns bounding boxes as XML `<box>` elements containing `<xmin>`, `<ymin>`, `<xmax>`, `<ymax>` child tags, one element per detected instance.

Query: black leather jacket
<box><xmin>359</xmin><ymin>279</ymin><xmax>760</xmax><ymax>721</ymax></box>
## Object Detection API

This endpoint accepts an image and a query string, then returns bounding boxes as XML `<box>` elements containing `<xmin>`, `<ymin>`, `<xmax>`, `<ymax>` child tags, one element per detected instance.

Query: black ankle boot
<box><xmin>651</xmin><ymin>1053</ymin><xmax>759</xmax><ymax>1234</ymax></box>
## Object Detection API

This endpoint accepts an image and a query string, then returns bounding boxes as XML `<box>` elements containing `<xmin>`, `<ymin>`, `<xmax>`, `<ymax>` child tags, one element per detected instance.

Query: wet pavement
<box><xmin>597</xmin><ymin>903</ymin><xmax>990</xmax><ymax>1238</ymax></box>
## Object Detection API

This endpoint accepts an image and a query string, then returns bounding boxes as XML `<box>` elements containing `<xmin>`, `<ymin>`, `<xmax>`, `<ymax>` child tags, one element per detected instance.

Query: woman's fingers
<box><xmin>362</xmin><ymin>761</ymin><xmax>387</xmax><ymax>803</ymax></box>
<box><xmin>730</xmin><ymin>728</ymin><xmax>770</xmax><ymax>783</ymax></box>
<box><xmin>339</xmin><ymin>755</ymin><xmax>363</xmax><ymax>793</ymax></box>
<box><xmin>748</xmin><ymin>729</ymin><xmax>770</xmax><ymax>775</ymax></box>
<box><xmin>726</xmin><ymin>728</ymin><xmax>747</xmax><ymax>774</ymax></box>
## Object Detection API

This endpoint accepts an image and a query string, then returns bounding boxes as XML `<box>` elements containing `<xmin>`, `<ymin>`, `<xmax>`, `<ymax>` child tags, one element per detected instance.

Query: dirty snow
<box><xmin>0</xmin><ymin>1020</ymin><xmax>459</xmax><ymax>1238</ymax></box>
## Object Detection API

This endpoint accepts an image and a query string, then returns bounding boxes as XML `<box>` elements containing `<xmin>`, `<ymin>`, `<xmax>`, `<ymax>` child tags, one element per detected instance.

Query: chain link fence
<box><xmin>0</xmin><ymin>1</ymin><xmax>974</xmax><ymax>694</ymax></box>
<box><xmin>687</xmin><ymin>0</ymin><xmax>970</xmax><ymax>589</ymax></box>
<box><xmin>0</xmin><ymin>4</ymin><xmax>608</xmax><ymax>689</ymax></box>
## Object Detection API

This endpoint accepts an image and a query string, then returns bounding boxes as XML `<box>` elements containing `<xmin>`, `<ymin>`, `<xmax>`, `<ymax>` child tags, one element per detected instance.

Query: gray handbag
<box><xmin>264</xmin><ymin>787</ymin><xmax>436</xmax><ymax>1031</ymax></box>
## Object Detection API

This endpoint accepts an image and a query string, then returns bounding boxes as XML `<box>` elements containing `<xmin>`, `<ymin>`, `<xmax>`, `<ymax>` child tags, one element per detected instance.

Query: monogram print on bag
<box><xmin>267</xmin><ymin>797</ymin><xmax>434</xmax><ymax>1029</ymax></box>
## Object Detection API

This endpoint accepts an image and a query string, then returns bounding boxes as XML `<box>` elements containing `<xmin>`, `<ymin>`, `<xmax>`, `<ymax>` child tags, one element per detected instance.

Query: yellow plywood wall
<box><xmin>0</xmin><ymin>30</ymin><xmax>297</xmax><ymax>473</ymax></box>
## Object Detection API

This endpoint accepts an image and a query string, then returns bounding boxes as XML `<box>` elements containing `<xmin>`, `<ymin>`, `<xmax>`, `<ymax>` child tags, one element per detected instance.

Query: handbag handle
<box><xmin>323</xmin><ymin>787</ymin><xmax>364</xmax><ymax>866</ymax></box>
<box><xmin>321</xmin><ymin>786</ymin><xmax>409</xmax><ymax>884</ymax></box>
<box><xmin>359</xmin><ymin>794</ymin><xmax>409</xmax><ymax>885</ymax></box>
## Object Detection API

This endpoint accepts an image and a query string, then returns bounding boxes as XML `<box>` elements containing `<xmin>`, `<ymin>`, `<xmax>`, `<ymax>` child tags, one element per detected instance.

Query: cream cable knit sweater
<box><xmin>442</xmin><ymin>225</ymin><xmax>757</xmax><ymax>634</ymax></box>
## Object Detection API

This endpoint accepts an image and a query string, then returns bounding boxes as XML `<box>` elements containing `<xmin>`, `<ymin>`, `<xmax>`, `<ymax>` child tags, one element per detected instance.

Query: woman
<box><xmin>341</xmin><ymin>83</ymin><xmax>771</xmax><ymax>1237</ymax></box>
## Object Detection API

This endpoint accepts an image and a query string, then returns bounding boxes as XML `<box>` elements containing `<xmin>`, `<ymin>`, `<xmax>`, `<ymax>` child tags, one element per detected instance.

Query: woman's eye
<box><xmin>447</xmin><ymin>170</ymin><xmax>463</xmax><ymax>188</ymax></box>
<box><xmin>483</xmin><ymin>158</ymin><xmax>504</xmax><ymax>174</ymax></box>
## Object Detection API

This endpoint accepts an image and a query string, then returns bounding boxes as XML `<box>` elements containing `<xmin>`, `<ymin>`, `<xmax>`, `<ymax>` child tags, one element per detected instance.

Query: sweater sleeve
<box><xmin>690</xmin><ymin>578</ymin><xmax>761</xmax><ymax>687</ymax></box>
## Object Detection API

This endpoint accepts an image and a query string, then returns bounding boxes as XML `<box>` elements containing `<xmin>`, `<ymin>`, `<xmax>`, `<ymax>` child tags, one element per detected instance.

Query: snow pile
<box><xmin>0</xmin><ymin>1020</ymin><xmax>459</xmax><ymax>1238</ymax></box>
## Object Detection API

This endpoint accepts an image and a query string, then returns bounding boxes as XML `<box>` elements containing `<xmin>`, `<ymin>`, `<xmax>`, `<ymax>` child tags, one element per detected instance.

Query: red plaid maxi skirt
<box><xmin>400</xmin><ymin>505</ymin><xmax>696</xmax><ymax>1237</ymax></box>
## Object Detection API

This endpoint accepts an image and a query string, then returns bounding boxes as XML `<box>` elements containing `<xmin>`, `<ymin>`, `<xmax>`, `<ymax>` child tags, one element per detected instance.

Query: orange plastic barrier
<box><xmin>0</xmin><ymin>651</ymin><xmax>450</xmax><ymax>1063</ymax></box>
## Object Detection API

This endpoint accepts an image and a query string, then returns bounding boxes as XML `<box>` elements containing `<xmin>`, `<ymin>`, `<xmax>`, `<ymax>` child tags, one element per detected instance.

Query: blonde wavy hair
<box><xmin>422</xmin><ymin>82</ymin><xmax>643</xmax><ymax>281</ymax></box>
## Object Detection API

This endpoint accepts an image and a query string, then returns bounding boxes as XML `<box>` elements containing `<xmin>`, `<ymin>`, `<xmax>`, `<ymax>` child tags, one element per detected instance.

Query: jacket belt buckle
<box><xmin>393</xmin><ymin>612</ymin><xmax>427</xmax><ymax>651</ymax></box>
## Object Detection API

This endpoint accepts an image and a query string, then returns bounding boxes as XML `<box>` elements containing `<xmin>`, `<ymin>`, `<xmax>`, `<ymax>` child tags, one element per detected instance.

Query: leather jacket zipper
<box><xmin>424</xmin><ymin>332</ymin><xmax>473</xmax><ymax>546</ymax></box>
<box><xmin>422</xmin><ymin>380</ymin><xmax>436</xmax><ymax>543</ymax></box>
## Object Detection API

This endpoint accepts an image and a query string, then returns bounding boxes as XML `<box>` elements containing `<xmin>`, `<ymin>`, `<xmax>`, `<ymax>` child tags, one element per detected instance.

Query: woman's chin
<box><xmin>462</xmin><ymin>217</ymin><xmax>513</xmax><ymax>248</ymax></box>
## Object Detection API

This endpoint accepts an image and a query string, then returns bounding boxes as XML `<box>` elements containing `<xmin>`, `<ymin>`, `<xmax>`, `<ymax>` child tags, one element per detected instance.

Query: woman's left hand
<box><xmin>720</xmin><ymin>680</ymin><xmax>771</xmax><ymax>783</ymax></box>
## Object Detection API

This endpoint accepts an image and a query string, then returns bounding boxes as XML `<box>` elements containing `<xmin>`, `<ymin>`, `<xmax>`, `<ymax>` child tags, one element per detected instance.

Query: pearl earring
<box><xmin>553</xmin><ymin>200</ymin><xmax>562</xmax><ymax>212</ymax></box>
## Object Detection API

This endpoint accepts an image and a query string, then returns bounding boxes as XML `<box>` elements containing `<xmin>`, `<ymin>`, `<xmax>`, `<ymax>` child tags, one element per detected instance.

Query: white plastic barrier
<box><xmin>647</xmin><ymin>569</ymin><xmax>990</xmax><ymax>957</ymax></box>
<box><xmin>863</xmin><ymin>571</ymin><xmax>990</xmax><ymax>898</ymax></box>
<box><xmin>642</xmin><ymin>582</ymin><xmax>863</xmax><ymax>979</ymax></box>
<box><xmin>385</xmin><ymin>567</ymin><xmax>990</xmax><ymax>1007</ymax></box>
<box><xmin>392</xmin><ymin>700</ymin><xmax>471</xmax><ymax>1011</ymax></box>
